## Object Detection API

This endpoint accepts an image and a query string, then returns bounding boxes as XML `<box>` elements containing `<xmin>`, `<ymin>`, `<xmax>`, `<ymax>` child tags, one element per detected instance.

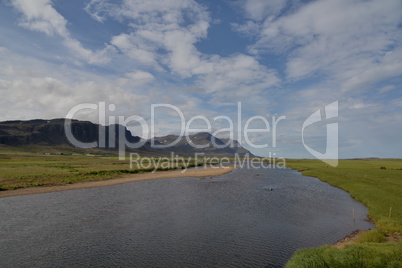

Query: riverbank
<box><xmin>332</xmin><ymin>230</ymin><xmax>368</xmax><ymax>248</ymax></box>
<box><xmin>285</xmin><ymin>159</ymin><xmax>402</xmax><ymax>268</ymax></box>
<box><xmin>333</xmin><ymin>230</ymin><xmax>401</xmax><ymax>249</ymax></box>
<box><xmin>0</xmin><ymin>165</ymin><xmax>234</xmax><ymax>198</ymax></box>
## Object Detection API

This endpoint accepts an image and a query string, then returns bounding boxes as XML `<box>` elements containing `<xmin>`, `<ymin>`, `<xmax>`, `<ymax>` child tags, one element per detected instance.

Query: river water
<box><xmin>0</xmin><ymin>165</ymin><xmax>373</xmax><ymax>267</ymax></box>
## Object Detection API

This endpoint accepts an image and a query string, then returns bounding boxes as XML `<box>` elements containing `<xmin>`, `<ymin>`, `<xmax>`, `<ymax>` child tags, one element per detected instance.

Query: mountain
<box><xmin>0</xmin><ymin>119</ymin><xmax>140</xmax><ymax>148</ymax></box>
<box><xmin>0</xmin><ymin>119</ymin><xmax>255</xmax><ymax>157</ymax></box>
<box><xmin>148</xmin><ymin>132</ymin><xmax>252</xmax><ymax>156</ymax></box>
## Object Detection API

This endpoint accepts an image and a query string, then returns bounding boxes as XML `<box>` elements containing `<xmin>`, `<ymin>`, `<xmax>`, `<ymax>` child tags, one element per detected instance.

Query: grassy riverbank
<box><xmin>285</xmin><ymin>159</ymin><xmax>402</xmax><ymax>267</ymax></box>
<box><xmin>0</xmin><ymin>148</ymin><xmax>205</xmax><ymax>191</ymax></box>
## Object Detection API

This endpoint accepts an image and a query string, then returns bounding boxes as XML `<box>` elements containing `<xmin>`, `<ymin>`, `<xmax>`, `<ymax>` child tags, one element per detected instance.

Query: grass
<box><xmin>286</xmin><ymin>243</ymin><xmax>402</xmax><ymax>268</ymax></box>
<box><xmin>0</xmin><ymin>148</ymin><xmax>205</xmax><ymax>190</ymax></box>
<box><xmin>285</xmin><ymin>159</ymin><xmax>402</xmax><ymax>268</ymax></box>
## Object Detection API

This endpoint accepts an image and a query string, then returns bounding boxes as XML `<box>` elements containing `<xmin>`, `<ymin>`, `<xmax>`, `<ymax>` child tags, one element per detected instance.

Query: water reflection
<box><xmin>0</xmin><ymin>165</ymin><xmax>373</xmax><ymax>267</ymax></box>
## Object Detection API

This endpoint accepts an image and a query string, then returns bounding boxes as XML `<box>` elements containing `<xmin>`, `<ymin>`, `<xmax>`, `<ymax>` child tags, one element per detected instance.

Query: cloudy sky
<box><xmin>1</xmin><ymin>0</ymin><xmax>401</xmax><ymax>159</ymax></box>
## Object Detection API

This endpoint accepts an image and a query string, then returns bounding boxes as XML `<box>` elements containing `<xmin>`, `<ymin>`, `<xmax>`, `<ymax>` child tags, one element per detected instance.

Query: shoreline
<box><xmin>285</xmin><ymin>163</ymin><xmax>377</xmax><ymax>251</ymax></box>
<box><xmin>0</xmin><ymin>165</ymin><xmax>235</xmax><ymax>198</ymax></box>
<box><xmin>332</xmin><ymin>230</ymin><xmax>368</xmax><ymax>248</ymax></box>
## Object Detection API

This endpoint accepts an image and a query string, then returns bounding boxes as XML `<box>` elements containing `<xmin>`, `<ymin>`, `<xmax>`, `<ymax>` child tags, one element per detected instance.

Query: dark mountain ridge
<box><xmin>0</xmin><ymin>119</ymin><xmax>140</xmax><ymax>148</ymax></box>
<box><xmin>0</xmin><ymin>119</ymin><xmax>255</xmax><ymax>157</ymax></box>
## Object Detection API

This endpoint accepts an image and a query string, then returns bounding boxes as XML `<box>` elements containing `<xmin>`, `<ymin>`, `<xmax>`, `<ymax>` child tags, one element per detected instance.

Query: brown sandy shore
<box><xmin>332</xmin><ymin>230</ymin><xmax>401</xmax><ymax>248</ymax></box>
<box><xmin>0</xmin><ymin>166</ymin><xmax>234</xmax><ymax>198</ymax></box>
<box><xmin>332</xmin><ymin>230</ymin><xmax>367</xmax><ymax>248</ymax></box>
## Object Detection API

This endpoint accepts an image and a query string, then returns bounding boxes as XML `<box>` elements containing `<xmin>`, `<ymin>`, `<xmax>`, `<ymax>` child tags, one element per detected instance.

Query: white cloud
<box><xmin>91</xmin><ymin>0</ymin><xmax>210</xmax><ymax>76</ymax></box>
<box><xmin>103</xmin><ymin>0</ymin><xmax>211</xmax><ymax>76</ymax></box>
<box><xmin>340</xmin><ymin>47</ymin><xmax>402</xmax><ymax>93</ymax></box>
<box><xmin>12</xmin><ymin>0</ymin><xmax>67</xmax><ymax>36</ymax></box>
<box><xmin>239</xmin><ymin>0</ymin><xmax>289</xmax><ymax>21</ymax></box>
<box><xmin>231</xmin><ymin>20</ymin><xmax>261</xmax><ymax>38</ymax></box>
<box><xmin>378</xmin><ymin>85</ymin><xmax>396</xmax><ymax>94</ymax></box>
<box><xmin>84</xmin><ymin>0</ymin><xmax>114</xmax><ymax>23</ymax></box>
<box><xmin>392</xmin><ymin>98</ymin><xmax>402</xmax><ymax>108</ymax></box>
<box><xmin>87</xmin><ymin>0</ymin><xmax>279</xmax><ymax>102</ymax></box>
<box><xmin>63</xmin><ymin>38</ymin><xmax>116</xmax><ymax>65</ymax></box>
<box><xmin>111</xmin><ymin>33</ymin><xmax>161</xmax><ymax>68</ymax></box>
<box><xmin>0</xmin><ymin>51</ymin><xmax>146</xmax><ymax>122</ymax></box>
<box><xmin>0</xmin><ymin>73</ymin><xmax>146</xmax><ymax>122</ymax></box>
<box><xmin>198</xmin><ymin>54</ymin><xmax>279</xmax><ymax>94</ymax></box>
<box><xmin>124</xmin><ymin>70</ymin><xmax>155</xmax><ymax>86</ymax></box>
<box><xmin>11</xmin><ymin>0</ymin><xmax>113</xmax><ymax>65</ymax></box>
<box><xmin>245</xmin><ymin>0</ymin><xmax>402</xmax><ymax>88</ymax></box>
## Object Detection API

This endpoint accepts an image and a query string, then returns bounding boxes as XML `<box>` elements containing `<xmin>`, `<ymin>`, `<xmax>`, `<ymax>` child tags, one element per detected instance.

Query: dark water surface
<box><xmin>0</xmin><ymin>166</ymin><xmax>373</xmax><ymax>267</ymax></box>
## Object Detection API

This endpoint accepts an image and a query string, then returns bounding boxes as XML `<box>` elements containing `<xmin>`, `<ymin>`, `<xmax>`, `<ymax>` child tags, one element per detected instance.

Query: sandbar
<box><xmin>0</xmin><ymin>165</ymin><xmax>234</xmax><ymax>198</ymax></box>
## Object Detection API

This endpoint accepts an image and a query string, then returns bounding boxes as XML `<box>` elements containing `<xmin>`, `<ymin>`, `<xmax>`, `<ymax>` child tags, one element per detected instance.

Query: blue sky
<box><xmin>0</xmin><ymin>0</ymin><xmax>402</xmax><ymax>159</ymax></box>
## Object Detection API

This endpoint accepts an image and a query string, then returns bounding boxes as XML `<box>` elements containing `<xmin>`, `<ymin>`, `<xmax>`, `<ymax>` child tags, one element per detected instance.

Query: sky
<box><xmin>0</xmin><ymin>0</ymin><xmax>402</xmax><ymax>159</ymax></box>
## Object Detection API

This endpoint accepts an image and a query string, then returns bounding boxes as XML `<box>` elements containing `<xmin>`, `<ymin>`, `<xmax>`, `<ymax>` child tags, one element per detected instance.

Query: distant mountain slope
<box><xmin>0</xmin><ymin>119</ymin><xmax>140</xmax><ymax>148</ymax></box>
<box><xmin>0</xmin><ymin>119</ymin><xmax>255</xmax><ymax>157</ymax></box>
<box><xmin>148</xmin><ymin>132</ymin><xmax>253</xmax><ymax>156</ymax></box>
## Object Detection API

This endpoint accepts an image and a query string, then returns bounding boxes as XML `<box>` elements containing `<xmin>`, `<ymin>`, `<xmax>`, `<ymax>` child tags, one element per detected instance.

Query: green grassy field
<box><xmin>0</xmin><ymin>147</ymin><xmax>204</xmax><ymax>190</ymax></box>
<box><xmin>285</xmin><ymin>159</ymin><xmax>402</xmax><ymax>268</ymax></box>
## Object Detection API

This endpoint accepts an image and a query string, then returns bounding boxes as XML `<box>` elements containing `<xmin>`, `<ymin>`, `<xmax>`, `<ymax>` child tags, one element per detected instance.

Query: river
<box><xmin>0</xmin><ymin>165</ymin><xmax>373</xmax><ymax>267</ymax></box>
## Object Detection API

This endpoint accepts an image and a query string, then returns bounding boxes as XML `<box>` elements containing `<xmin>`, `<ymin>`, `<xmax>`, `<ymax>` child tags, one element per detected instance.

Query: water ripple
<box><xmin>0</xmin><ymin>165</ymin><xmax>373</xmax><ymax>267</ymax></box>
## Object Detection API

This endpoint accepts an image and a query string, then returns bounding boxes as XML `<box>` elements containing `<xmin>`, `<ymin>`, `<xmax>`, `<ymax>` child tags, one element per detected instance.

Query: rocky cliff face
<box><xmin>0</xmin><ymin>119</ymin><xmax>140</xmax><ymax>148</ymax></box>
